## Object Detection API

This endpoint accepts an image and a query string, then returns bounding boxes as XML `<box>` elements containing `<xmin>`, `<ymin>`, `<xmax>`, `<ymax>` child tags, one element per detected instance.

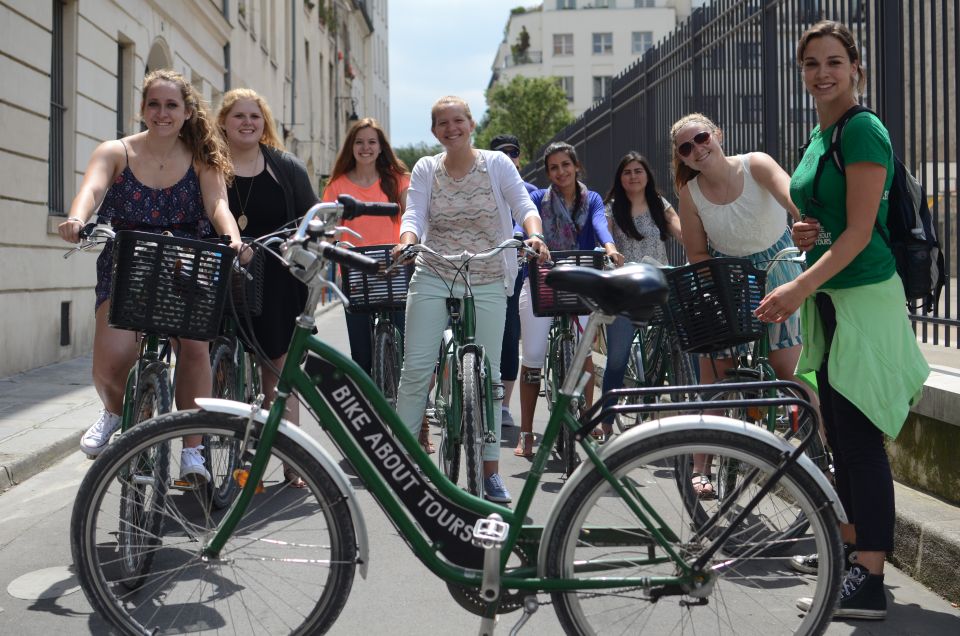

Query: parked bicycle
<box><xmin>65</xmin><ymin>223</ymin><xmax>236</xmax><ymax>588</ymax></box>
<box><xmin>70</xmin><ymin>199</ymin><xmax>844</xmax><ymax>635</ymax></box>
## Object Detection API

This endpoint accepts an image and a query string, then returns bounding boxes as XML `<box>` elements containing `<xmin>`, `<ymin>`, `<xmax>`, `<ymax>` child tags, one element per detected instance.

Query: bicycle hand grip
<box><xmin>78</xmin><ymin>222</ymin><xmax>99</xmax><ymax>239</ymax></box>
<box><xmin>320</xmin><ymin>242</ymin><xmax>380</xmax><ymax>274</ymax></box>
<box><xmin>338</xmin><ymin>194</ymin><xmax>399</xmax><ymax>220</ymax></box>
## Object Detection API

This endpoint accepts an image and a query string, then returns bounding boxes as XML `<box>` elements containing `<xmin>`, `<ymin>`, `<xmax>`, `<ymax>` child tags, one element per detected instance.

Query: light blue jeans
<box><xmin>395</xmin><ymin>269</ymin><xmax>506</xmax><ymax>461</ymax></box>
<box><xmin>600</xmin><ymin>315</ymin><xmax>636</xmax><ymax>425</ymax></box>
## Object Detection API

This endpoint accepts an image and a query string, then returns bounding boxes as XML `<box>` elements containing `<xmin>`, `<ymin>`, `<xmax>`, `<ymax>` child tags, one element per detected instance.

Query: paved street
<box><xmin>1</xmin><ymin>304</ymin><xmax>959</xmax><ymax>634</ymax></box>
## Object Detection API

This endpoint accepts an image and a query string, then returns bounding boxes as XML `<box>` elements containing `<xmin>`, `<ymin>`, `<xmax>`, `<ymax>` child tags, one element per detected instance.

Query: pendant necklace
<box><xmin>235</xmin><ymin>149</ymin><xmax>261</xmax><ymax>231</ymax></box>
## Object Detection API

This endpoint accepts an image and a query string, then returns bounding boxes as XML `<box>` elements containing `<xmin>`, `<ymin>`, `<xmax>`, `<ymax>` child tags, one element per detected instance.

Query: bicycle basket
<box><xmin>529</xmin><ymin>250</ymin><xmax>606</xmax><ymax>317</ymax></box>
<box><xmin>661</xmin><ymin>258</ymin><xmax>766</xmax><ymax>353</ymax></box>
<box><xmin>341</xmin><ymin>244</ymin><xmax>413</xmax><ymax>312</ymax></box>
<box><xmin>229</xmin><ymin>244</ymin><xmax>265</xmax><ymax>317</ymax></box>
<box><xmin>108</xmin><ymin>231</ymin><xmax>236</xmax><ymax>341</ymax></box>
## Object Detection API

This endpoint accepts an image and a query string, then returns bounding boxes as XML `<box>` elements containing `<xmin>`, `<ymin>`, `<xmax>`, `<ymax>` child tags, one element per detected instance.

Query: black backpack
<box><xmin>809</xmin><ymin>105</ymin><xmax>945</xmax><ymax>313</ymax></box>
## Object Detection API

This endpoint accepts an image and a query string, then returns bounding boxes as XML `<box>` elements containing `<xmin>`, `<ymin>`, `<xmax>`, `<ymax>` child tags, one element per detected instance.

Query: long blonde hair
<box><xmin>669</xmin><ymin>113</ymin><xmax>721</xmax><ymax>193</ymax></box>
<box><xmin>216</xmin><ymin>87</ymin><xmax>285</xmax><ymax>151</ymax></box>
<box><xmin>329</xmin><ymin>118</ymin><xmax>409</xmax><ymax>207</ymax></box>
<box><xmin>141</xmin><ymin>69</ymin><xmax>232</xmax><ymax>178</ymax></box>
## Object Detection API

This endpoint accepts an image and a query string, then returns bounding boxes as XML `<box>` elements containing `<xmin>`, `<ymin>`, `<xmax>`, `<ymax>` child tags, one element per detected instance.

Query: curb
<box><xmin>0</xmin><ymin>430</ymin><xmax>86</xmax><ymax>493</ymax></box>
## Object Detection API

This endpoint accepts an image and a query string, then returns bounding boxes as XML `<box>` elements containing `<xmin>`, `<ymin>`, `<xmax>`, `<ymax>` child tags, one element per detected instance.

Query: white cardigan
<box><xmin>400</xmin><ymin>149</ymin><xmax>539</xmax><ymax>293</ymax></box>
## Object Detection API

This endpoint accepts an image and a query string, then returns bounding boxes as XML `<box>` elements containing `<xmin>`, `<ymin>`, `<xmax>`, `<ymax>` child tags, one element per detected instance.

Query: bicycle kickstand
<box><xmin>472</xmin><ymin>513</ymin><xmax>510</xmax><ymax>636</ymax></box>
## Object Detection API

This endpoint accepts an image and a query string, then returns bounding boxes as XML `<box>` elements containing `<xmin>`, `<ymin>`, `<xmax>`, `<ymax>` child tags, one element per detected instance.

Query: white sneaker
<box><xmin>180</xmin><ymin>446</ymin><xmax>211</xmax><ymax>483</ymax></box>
<box><xmin>80</xmin><ymin>410</ymin><xmax>121</xmax><ymax>457</ymax></box>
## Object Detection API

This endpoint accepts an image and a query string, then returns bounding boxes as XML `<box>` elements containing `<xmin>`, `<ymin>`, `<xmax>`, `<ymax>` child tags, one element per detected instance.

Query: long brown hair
<box><xmin>604</xmin><ymin>152</ymin><xmax>669</xmax><ymax>242</ymax></box>
<box><xmin>797</xmin><ymin>20</ymin><xmax>866</xmax><ymax>95</ymax></box>
<box><xmin>669</xmin><ymin>113</ymin><xmax>721</xmax><ymax>193</ymax></box>
<box><xmin>329</xmin><ymin>118</ymin><xmax>409</xmax><ymax>208</ymax></box>
<box><xmin>215</xmin><ymin>87</ymin><xmax>285</xmax><ymax>151</ymax></box>
<box><xmin>543</xmin><ymin>141</ymin><xmax>587</xmax><ymax>218</ymax></box>
<box><xmin>141</xmin><ymin>69</ymin><xmax>231</xmax><ymax>179</ymax></box>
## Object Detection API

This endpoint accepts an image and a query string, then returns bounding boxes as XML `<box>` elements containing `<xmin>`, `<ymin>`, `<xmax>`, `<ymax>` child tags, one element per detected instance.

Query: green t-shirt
<box><xmin>789</xmin><ymin>112</ymin><xmax>896</xmax><ymax>289</ymax></box>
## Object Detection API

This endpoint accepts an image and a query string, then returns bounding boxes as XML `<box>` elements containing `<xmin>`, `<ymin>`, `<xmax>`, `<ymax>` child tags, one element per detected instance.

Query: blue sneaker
<box><xmin>501</xmin><ymin>407</ymin><xmax>516</xmax><ymax>428</ymax></box>
<box><xmin>483</xmin><ymin>473</ymin><xmax>512</xmax><ymax>504</ymax></box>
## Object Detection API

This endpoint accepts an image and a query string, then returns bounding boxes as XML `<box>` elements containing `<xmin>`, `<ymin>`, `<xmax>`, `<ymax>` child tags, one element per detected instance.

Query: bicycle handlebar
<box><xmin>338</xmin><ymin>194</ymin><xmax>399</xmax><ymax>220</ymax></box>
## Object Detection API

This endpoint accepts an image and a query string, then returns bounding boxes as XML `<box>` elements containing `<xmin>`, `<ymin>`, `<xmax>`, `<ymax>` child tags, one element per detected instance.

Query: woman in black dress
<box><xmin>216</xmin><ymin>88</ymin><xmax>319</xmax><ymax>487</ymax></box>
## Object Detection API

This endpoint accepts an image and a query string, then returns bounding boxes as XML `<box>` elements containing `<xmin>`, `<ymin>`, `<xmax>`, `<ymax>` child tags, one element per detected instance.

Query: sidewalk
<box><xmin>1</xmin><ymin>306</ymin><xmax>959</xmax><ymax>604</ymax></box>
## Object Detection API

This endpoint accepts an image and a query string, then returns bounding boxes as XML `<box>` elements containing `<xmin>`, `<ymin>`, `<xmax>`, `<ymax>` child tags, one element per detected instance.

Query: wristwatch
<box><xmin>529</xmin><ymin>232</ymin><xmax>546</xmax><ymax>241</ymax></box>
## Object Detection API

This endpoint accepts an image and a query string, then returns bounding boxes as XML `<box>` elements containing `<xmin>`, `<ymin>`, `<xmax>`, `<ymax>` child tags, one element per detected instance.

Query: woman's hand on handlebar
<box><xmin>391</xmin><ymin>232</ymin><xmax>419</xmax><ymax>265</ymax></box>
<box><xmin>58</xmin><ymin>217</ymin><xmax>85</xmax><ymax>244</ymax></box>
<box><xmin>524</xmin><ymin>235</ymin><xmax>550</xmax><ymax>264</ymax></box>
<box><xmin>604</xmin><ymin>242</ymin><xmax>625</xmax><ymax>268</ymax></box>
<box><xmin>234</xmin><ymin>240</ymin><xmax>253</xmax><ymax>265</ymax></box>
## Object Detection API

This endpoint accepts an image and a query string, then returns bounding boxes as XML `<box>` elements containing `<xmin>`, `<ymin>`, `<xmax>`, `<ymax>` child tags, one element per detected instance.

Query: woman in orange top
<box><xmin>322</xmin><ymin>117</ymin><xmax>411</xmax><ymax>380</ymax></box>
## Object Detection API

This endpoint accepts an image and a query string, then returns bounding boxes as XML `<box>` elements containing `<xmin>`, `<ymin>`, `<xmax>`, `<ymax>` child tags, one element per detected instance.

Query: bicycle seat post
<box><xmin>472</xmin><ymin>512</ymin><xmax>509</xmax><ymax>635</ymax></box>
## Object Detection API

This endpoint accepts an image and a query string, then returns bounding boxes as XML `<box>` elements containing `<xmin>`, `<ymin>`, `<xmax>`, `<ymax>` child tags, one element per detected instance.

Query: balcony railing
<box><xmin>503</xmin><ymin>50</ymin><xmax>543</xmax><ymax>67</ymax></box>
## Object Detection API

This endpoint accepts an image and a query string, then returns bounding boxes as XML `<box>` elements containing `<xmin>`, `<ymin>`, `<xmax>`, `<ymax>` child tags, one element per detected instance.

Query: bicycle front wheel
<box><xmin>372</xmin><ymin>320</ymin><xmax>402</xmax><ymax>409</ymax></box>
<box><xmin>71</xmin><ymin>411</ymin><xmax>358</xmax><ymax>635</ymax></box>
<box><xmin>207</xmin><ymin>342</ymin><xmax>243</xmax><ymax>509</ymax></box>
<box><xmin>437</xmin><ymin>349</ymin><xmax>461</xmax><ymax>484</ymax></box>
<box><xmin>461</xmin><ymin>351</ymin><xmax>485</xmax><ymax>498</ymax></box>
<box><xmin>558</xmin><ymin>337</ymin><xmax>580</xmax><ymax>476</ymax></box>
<box><xmin>118</xmin><ymin>363</ymin><xmax>171</xmax><ymax>590</ymax></box>
<box><xmin>545</xmin><ymin>427</ymin><xmax>842</xmax><ymax>635</ymax></box>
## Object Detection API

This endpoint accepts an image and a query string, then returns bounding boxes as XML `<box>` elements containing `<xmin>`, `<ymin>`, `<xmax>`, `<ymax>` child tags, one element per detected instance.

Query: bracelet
<box><xmin>529</xmin><ymin>232</ymin><xmax>546</xmax><ymax>241</ymax></box>
<box><xmin>67</xmin><ymin>216</ymin><xmax>85</xmax><ymax>224</ymax></box>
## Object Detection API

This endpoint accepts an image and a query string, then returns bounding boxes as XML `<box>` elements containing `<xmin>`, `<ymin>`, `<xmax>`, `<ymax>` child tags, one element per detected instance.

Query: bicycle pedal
<box><xmin>170</xmin><ymin>478</ymin><xmax>202</xmax><ymax>491</ymax></box>
<box><xmin>472</xmin><ymin>514</ymin><xmax>509</xmax><ymax>549</ymax></box>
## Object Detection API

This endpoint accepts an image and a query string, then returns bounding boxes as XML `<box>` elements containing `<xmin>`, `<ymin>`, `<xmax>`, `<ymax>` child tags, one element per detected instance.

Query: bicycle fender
<box><xmin>195</xmin><ymin>397</ymin><xmax>370</xmax><ymax>578</ymax></box>
<box><xmin>537</xmin><ymin>414</ymin><xmax>846</xmax><ymax>576</ymax></box>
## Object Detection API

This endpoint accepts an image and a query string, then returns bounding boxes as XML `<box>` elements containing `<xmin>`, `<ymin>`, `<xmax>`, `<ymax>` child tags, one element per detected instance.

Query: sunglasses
<box><xmin>676</xmin><ymin>131</ymin><xmax>711</xmax><ymax>157</ymax></box>
<box><xmin>499</xmin><ymin>147</ymin><xmax>521</xmax><ymax>159</ymax></box>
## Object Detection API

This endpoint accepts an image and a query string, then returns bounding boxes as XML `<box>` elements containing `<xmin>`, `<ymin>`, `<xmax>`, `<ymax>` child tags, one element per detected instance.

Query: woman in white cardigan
<box><xmin>392</xmin><ymin>96</ymin><xmax>548</xmax><ymax>504</ymax></box>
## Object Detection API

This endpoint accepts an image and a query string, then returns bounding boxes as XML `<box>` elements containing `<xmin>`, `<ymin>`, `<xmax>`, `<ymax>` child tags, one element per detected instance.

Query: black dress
<box><xmin>228</xmin><ymin>168</ymin><xmax>307</xmax><ymax>359</ymax></box>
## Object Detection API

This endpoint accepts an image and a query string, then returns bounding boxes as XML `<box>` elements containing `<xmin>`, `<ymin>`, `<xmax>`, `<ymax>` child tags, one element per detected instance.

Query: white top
<box><xmin>402</xmin><ymin>149</ymin><xmax>539</xmax><ymax>293</ymax></box>
<box><xmin>687</xmin><ymin>154</ymin><xmax>788</xmax><ymax>256</ymax></box>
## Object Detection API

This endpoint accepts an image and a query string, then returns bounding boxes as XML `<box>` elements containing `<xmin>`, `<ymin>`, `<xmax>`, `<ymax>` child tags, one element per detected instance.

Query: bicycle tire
<box><xmin>206</xmin><ymin>342</ymin><xmax>242</xmax><ymax>509</ymax></box>
<box><xmin>372</xmin><ymin>320</ymin><xmax>402</xmax><ymax>409</ymax></box>
<box><xmin>437</xmin><ymin>349</ymin><xmax>461</xmax><ymax>484</ymax></box>
<box><xmin>558</xmin><ymin>337</ymin><xmax>580</xmax><ymax>476</ymax></box>
<box><xmin>614</xmin><ymin>325</ymin><xmax>668</xmax><ymax>432</ymax></box>
<box><xmin>70</xmin><ymin>411</ymin><xmax>358</xmax><ymax>635</ymax></box>
<box><xmin>544</xmin><ymin>427</ymin><xmax>842</xmax><ymax>635</ymax></box>
<box><xmin>676</xmin><ymin>376</ymin><xmax>831</xmax><ymax>555</ymax></box>
<box><xmin>461</xmin><ymin>351</ymin><xmax>485</xmax><ymax>499</ymax></box>
<box><xmin>117</xmin><ymin>363</ymin><xmax>171</xmax><ymax>590</ymax></box>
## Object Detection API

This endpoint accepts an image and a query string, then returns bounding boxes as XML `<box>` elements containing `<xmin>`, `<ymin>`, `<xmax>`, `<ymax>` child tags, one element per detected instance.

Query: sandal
<box><xmin>691</xmin><ymin>473</ymin><xmax>716</xmax><ymax>500</ymax></box>
<box><xmin>590</xmin><ymin>424</ymin><xmax>613</xmax><ymax>444</ymax></box>
<box><xmin>419</xmin><ymin>418</ymin><xmax>436</xmax><ymax>454</ymax></box>
<box><xmin>283</xmin><ymin>464</ymin><xmax>307</xmax><ymax>489</ymax></box>
<box><xmin>513</xmin><ymin>432</ymin><xmax>535</xmax><ymax>458</ymax></box>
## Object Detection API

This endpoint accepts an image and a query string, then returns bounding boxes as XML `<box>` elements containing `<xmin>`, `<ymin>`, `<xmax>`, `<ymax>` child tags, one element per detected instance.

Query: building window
<box><xmin>49</xmin><ymin>0</ymin><xmax>66</xmax><ymax>215</ymax></box>
<box><xmin>595</xmin><ymin>0</ymin><xmax>611</xmax><ymax>7</ymax></box>
<box><xmin>635</xmin><ymin>0</ymin><xmax>656</xmax><ymax>6</ymax></box>
<box><xmin>116</xmin><ymin>39</ymin><xmax>134</xmax><ymax>138</ymax></box>
<box><xmin>632</xmin><ymin>31</ymin><xmax>653</xmax><ymax>55</ymax></box>
<box><xmin>738</xmin><ymin>42</ymin><xmax>761</xmax><ymax>68</ymax></box>
<box><xmin>556</xmin><ymin>0</ymin><xmax>576</xmax><ymax>8</ymax></box>
<box><xmin>592</xmin><ymin>75</ymin><xmax>612</xmax><ymax>102</ymax></box>
<box><xmin>557</xmin><ymin>76</ymin><xmax>574</xmax><ymax>101</ymax></box>
<box><xmin>553</xmin><ymin>33</ymin><xmax>574</xmax><ymax>56</ymax></box>
<box><xmin>593</xmin><ymin>32</ymin><xmax>613</xmax><ymax>55</ymax></box>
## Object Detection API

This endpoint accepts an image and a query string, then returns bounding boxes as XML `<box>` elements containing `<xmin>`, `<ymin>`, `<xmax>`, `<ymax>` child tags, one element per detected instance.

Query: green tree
<box><xmin>393</xmin><ymin>141</ymin><xmax>442</xmax><ymax>170</ymax></box>
<box><xmin>474</xmin><ymin>75</ymin><xmax>573</xmax><ymax>164</ymax></box>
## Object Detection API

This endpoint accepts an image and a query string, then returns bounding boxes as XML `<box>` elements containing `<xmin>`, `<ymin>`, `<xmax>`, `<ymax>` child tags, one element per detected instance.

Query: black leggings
<box><xmin>815</xmin><ymin>293</ymin><xmax>895</xmax><ymax>552</ymax></box>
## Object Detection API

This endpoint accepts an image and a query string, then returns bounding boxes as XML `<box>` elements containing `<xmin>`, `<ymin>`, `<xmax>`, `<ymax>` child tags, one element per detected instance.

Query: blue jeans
<box><xmin>601</xmin><ymin>316</ymin><xmax>636</xmax><ymax>423</ymax></box>
<box><xmin>344</xmin><ymin>310</ymin><xmax>406</xmax><ymax>376</ymax></box>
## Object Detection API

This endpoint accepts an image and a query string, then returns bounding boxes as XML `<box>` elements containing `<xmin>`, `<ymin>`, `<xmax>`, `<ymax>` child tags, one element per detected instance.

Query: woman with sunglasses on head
<box><xmin>760</xmin><ymin>21</ymin><xmax>928</xmax><ymax>620</ymax></box>
<box><xmin>598</xmin><ymin>152</ymin><xmax>682</xmax><ymax>439</ymax></box>
<box><xmin>514</xmin><ymin>141</ymin><xmax>622</xmax><ymax>458</ymax></box>
<box><xmin>670</xmin><ymin>113</ymin><xmax>809</xmax><ymax>499</ymax></box>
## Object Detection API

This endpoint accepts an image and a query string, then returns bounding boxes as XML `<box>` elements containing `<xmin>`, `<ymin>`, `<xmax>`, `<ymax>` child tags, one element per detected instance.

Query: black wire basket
<box><xmin>229</xmin><ymin>245</ymin><xmax>265</xmax><ymax>317</ymax></box>
<box><xmin>341</xmin><ymin>244</ymin><xmax>413</xmax><ymax>313</ymax></box>
<box><xmin>108</xmin><ymin>231</ymin><xmax>236</xmax><ymax>341</ymax></box>
<box><xmin>529</xmin><ymin>250</ymin><xmax>607</xmax><ymax>317</ymax></box>
<box><xmin>661</xmin><ymin>258</ymin><xmax>766</xmax><ymax>353</ymax></box>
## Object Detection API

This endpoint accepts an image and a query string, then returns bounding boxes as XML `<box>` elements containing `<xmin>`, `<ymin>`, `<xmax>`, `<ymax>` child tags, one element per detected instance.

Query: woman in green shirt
<box><xmin>757</xmin><ymin>20</ymin><xmax>928</xmax><ymax>620</ymax></box>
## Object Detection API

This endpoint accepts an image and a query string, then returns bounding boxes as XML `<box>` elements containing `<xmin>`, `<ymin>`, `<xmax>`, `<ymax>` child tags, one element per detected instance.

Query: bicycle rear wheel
<box><xmin>116</xmin><ymin>363</ymin><xmax>171</xmax><ymax>591</ymax></box>
<box><xmin>461</xmin><ymin>351</ymin><xmax>485</xmax><ymax>498</ymax></box>
<box><xmin>545</xmin><ymin>427</ymin><xmax>842</xmax><ymax>635</ymax></box>
<box><xmin>71</xmin><ymin>411</ymin><xmax>357</xmax><ymax>635</ymax></box>
<box><xmin>206</xmin><ymin>342</ymin><xmax>243</xmax><ymax>509</ymax></box>
<box><xmin>372</xmin><ymin>319</ymin><xmax>402</xmax><ymax>409</ymax></box>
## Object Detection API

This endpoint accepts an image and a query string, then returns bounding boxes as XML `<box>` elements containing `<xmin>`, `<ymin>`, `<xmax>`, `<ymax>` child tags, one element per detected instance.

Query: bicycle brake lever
<box><xmin>319</xmin><ymin>278</ymin><xmax>351</xmax><ymax>308</ymax></box>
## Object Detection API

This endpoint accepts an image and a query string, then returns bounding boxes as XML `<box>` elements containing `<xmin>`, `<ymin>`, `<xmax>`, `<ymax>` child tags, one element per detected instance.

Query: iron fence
<box><xmin>522</xmin><ymin>0</ymin><xmax>958</xmax><ymax>347</ymax></box>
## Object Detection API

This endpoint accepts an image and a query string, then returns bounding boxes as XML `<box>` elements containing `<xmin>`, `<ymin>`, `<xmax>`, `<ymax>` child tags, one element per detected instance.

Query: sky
<box><xmin>387</xmin><ymin>0</ymin><xmax>526</xmax><ymax>147</ymax></box>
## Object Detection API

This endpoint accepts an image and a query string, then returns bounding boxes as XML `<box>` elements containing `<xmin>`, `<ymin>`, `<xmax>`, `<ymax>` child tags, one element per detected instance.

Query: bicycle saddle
<box><xmin>545</xmin><ymin>264</ymin><xmax>668</xmax><ymax>323</ymax></box>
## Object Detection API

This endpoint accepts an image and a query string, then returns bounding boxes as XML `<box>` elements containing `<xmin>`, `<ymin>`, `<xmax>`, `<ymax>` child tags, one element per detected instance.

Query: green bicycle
<box><xmin>70</xmin><ymin>200</ymin><xmax>844</xmax><ymax>635</ymax></box>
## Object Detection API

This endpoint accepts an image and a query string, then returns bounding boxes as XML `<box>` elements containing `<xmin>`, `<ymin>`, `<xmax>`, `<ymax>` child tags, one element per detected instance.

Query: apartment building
<box><xmin>0</xmin><ymin>0</ymin><xmax>390</xmax><ymax>377</ymax></box>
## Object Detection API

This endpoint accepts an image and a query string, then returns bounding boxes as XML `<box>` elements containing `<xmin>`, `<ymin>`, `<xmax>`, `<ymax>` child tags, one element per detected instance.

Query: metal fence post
<box><xmin>879</xmin><ymin>0</ymin><xmax>905</xmax><ymax>155</ymax></box>
<box><xmin>761</xmin><ymin>0</ymin><xmax>780</xmax><ymax>161</ymax></box>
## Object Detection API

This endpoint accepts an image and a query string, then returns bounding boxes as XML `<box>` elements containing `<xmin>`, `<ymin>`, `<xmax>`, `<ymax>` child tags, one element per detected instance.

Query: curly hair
<box><xmin>669</xmin><ymin>113</ymin><xmax>721</xmax><ymax>193</ymax></box>
<box><xmin>604</xmin><ymin>152</ymin><xmax>669</xmax><ymax>242</ymax></box>
<box><xmin>216</xmin><ymin>87</ymin><xmax>286</xmax><ymax>152</ymax></box>
<box><xmin>141</xmin><ymin>69</ymin><xmax>232</xmax><ymax>181</ymax></box>
<box><xmin>329</xmin><ymin>118</ymin><xmax>409</xmax><ymax>209</ymax></box>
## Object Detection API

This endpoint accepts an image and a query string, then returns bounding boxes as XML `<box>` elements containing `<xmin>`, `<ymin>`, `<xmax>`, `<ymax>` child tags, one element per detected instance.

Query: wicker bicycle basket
<box><xmin>228</xmin><ymin>245</ymin><xmax>265</xmax><ymax>317</ymax></box>
<box><xmin>341</xmin><ymin>244</ymin><xmax>413</xmax><ymax>313</ymax></box>
<box><xmin>529</xmin><ymin>250</ymin><xmax>607</xmax><ymax>317</ymax></box>
<box><xmin>108</xmin><ymin>231</ymin><xmax>236</xmax><ymax>341</ymax></box>
<box><xmin>660</xmin><ymin>257</ymin><xmax>767</xmax><ymax>353</ymax></box>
